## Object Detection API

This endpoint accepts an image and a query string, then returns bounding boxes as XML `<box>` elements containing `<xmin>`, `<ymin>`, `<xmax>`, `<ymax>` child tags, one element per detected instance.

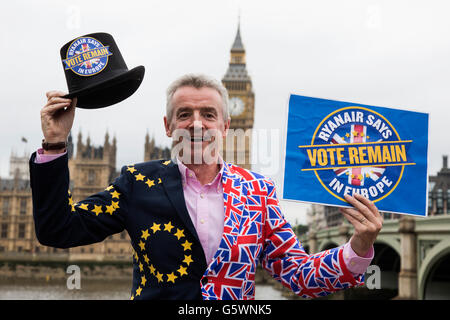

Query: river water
<box><xmin>0</xmin><ymin>278</ymin><xmax>287</xmax><ymax>300</ymax></box>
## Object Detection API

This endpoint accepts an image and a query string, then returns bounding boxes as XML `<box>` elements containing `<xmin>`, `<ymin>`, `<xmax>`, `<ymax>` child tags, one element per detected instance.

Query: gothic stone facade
<box><xmin>0</xmin><ymin>132</ymin><xmax>169</xmax><ymax>261</ymax></box>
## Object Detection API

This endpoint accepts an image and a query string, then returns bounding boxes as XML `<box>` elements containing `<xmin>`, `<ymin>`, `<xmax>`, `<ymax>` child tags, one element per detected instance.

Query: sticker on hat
<box><xmin>63</xmin><ymin>36</ymin><xmax>113</xmax><ymax>77</ymax></box>
<box><xmin>60</xmin><ymin>32</ymin><xmax>146</xmax><ymax>109</ymax></box>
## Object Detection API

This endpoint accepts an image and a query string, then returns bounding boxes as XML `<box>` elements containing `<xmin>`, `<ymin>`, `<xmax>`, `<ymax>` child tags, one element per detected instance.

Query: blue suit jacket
<box><xmin>29</xmin><ymin>153</ymin><xmax>362</xmax><ymax>300</ymax></box>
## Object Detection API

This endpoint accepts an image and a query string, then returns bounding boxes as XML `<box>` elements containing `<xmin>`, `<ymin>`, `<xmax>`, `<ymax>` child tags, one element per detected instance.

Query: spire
<box><xmin>67</xmin><ymin>131</ymin><xmax>74</xmax><ymax>159</ymax></box>
<box><xmin>104</xmin><ymin>130</ymin><xmax>110</xmax><ymax>147</ymax></box>
<box><xmin>223</xmin><ymin>16</ymin><xmax>250</xmax><ymax>82</ymax></box>
<box><xmin>151</xmin><ymin>134</ymin><xmax>155</xmax><ymax>148</ymax></box>
<box><xmin>77</xmin><ymin>129</ymin><xmax>83</xmax><ymax>159</ymax></box>
<box><xmin>231</xmin><ymin>18</ymin><xmax>244</xmax><ymax>52</ymax></box>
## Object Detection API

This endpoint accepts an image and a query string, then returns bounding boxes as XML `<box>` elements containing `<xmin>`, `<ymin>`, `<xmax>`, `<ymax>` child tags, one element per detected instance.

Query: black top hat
<box><xmin>60</xmin><ymin>32</ymin><xmax>145</xmax><ymax>109</ymax></box>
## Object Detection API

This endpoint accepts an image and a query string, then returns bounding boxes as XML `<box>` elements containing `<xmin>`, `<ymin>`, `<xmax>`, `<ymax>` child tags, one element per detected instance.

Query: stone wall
<box><xmin>0</xmin><ymin>261</ymin><xmax>133</xmax><ymax>281</ymax></box>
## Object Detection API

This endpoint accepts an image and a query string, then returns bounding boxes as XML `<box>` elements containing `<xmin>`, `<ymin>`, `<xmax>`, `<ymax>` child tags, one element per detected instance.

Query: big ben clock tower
<box><xmin>222</xmin><ymin>22</ymin><xmax>255</xmax><ymax>170</ymax></box>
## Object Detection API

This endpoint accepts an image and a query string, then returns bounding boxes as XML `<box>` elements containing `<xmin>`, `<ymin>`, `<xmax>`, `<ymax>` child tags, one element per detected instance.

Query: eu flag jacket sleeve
<box><xmin>29</xmin><ymin>151</ymin><xmax>131</xmax><ymax>249</ymax></box>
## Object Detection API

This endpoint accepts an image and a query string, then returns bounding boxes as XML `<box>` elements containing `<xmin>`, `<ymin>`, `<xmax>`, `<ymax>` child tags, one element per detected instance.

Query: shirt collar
<box><xmin>176</xmin><ymin>156</ymin><xmax>224</xmax><ymax>187</ymax></box>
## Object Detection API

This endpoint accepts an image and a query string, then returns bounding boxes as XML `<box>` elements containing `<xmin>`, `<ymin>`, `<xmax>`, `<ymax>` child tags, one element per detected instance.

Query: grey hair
<box><xmin>166</xmin><ymin>73</ymin><xmax>230</xmax><ymax>121</ymax></box>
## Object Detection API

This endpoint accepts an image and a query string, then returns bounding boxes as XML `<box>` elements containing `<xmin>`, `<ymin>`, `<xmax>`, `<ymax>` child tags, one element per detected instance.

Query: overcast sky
<box><xmin>1</xmin><ymin>0</ymin><xmax>449</xmax><ymax>225</ymax></box>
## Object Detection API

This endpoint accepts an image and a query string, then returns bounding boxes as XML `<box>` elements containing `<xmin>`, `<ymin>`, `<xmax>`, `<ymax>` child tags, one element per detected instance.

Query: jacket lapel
<box><xmin>161</xmin><ymin>159</ymin><xmax>247</xmax><ymax>276</ymax></box>
<box><xmin>160</xmin><ymin>160</ymin><xmax>201</xmax><ymax>245</ymax></box>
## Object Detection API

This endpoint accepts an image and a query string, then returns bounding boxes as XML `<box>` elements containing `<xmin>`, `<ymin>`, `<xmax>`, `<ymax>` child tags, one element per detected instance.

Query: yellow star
<box><xmin>141</xmin><ymin>229</ymin><xmax>150</xmax><ymax>240</ymax></box>
<box><xmin>156</xmin><ymin>271</ymin><xmax>163</xmax><ymax>283</ymax></box>
<box><xmin>183</xmin><ymin>255</ymin><xmax>193</xmax><ymax>266</ymax></box>
<box><xmin>149</xmin><ymin>264</ymin><xmax>156</xmax><ymax>275</ymax></box>
<box><xmin>70</xmin><ymin>203</ymin><xmax>76</xmax><ymax>212</ymax></box>
<box><xmin>345</xmin><ymin>171</ymin><xmax>350</xmax><ymax>175</ymax></box>
<box><xmin>127</xmin><ymin>166</ymin><xmax>136</xmax><ymax>174</ymax></box>
<box><xmin>166</xmin><ymin>272</ymin><xmax>178</xmax><ymax>283</ymax></box>
<box><xmin>365</xmin><ymin>173</ymin><xmax>370</xmax><ymax>178</ymax></box>
<box><xmin>174</xmin><ymin>228</ymin><xmax>185</xmax><ymax>240</ymax></box>
<box><xmin>150</xmin><ymin>223</ymin><xmax>161</xmax><ymax>233</ymax></box>
<box><xmin>135</xmin><ymin>286</ymin><xmax>142</xmax><ymax>296</ymax></box>
<box><xmin>91</xmin><ymin>205</ymin><xmax>103</xmax><ymax>216</ymax></box>
<box><xmin>358</xmin><ymin>174</ymin><xmax>363</xmax><ymax>180</ymax></box>
<box><xmin>181</xmin><ymin>240</ymin><xmax>192</xmax><ymax>251</ymax></box>
<box><xmin>105</xmin><ymin>204</ymin><xmax>115</xmax><ymax>215</ymax></box>
<box><xmin>345</xmin><ymin>133</ymin><xmax>350</xmax><ymax>138</ymax></box>
<box><xmin>366</xmin><ymin>135</ymin><xmax>370</xmax><ymax>139</ymax></box>
<box><xmin>143</xmin><ymin>254</ymin><xmax>149</xmax><ymax>264</ymax></box>
<box><xmin>139</xmin><ymin>262</ymin><xmax>144</xmax><ymax>272</ymax></box>
<box><xmin>135</xmin><ymin>173</ymin><xmax>145</xmax><ymax>181</ymax></box>
<box><xmin>130</xmin><ymin>295</ymin><xmax>134</xmax><ymax>300</ymax></box>
<box><xmin>105</xmin><ymin>185</ymin><xmax>114</xmax><ymax>191</ymax></box>
<box><xmin>77</xmin><ymin>203</ymin><xmax>89</xmax><ymax>210</ymax></box>
<box><xmin>68</xmin><ymin>197</ymin><xmax>74</xmax><ymax>206</ymax></box>
<box><xmin>177</xmin><ymin>265</ymin><xmax>188</xmax><ymax>276</ymax></box>
<box><xmin>68</xmin><ymin>189</ymin><xmax>72</xmax><ymax>195</ymax></box>
<box><xmin>110</xmin><ymin>190</ymin><xmax>121</xmax><ymax>198</ymax></box>
<box><xmin>141</xmin><ymin>275</ymin><xmax>147</xmax><ymax>286</ymax></box>
<box><xmin>111</xmin><ymin>201</ymin><xmax>120</xmax><ymax>209</ymax></box>
<box><xmin>145</xmin><ymin>179</ymin><xmax>155</xmax><ymax>188</ymax></box>
<box><xmin>158</xmin><ymin>178</ymin><xmax>162</xmax><ymax>184</ymax></box>
<box><xmin>163</xmin><ymin>160</ymin><xmax>171</xmax><ymax>165</ymax></box>
<box><xmin>164</xmin><ymin>221</ymin><xmax>174</xmax><ymax>233</ymax></box>
<box><xmin>134</xmin><ymin>251</ymin><xmax>139</xmax><ymax>261</ymax></box>
<box><xmin>353</xmin><ymin>131</ymin><xmax>358</xmax><ymax>137</ymax></box>
<box><xmin>138</xmin><ymin>240</ymin><xmax>146</xmax><ymax>251</ymax></box>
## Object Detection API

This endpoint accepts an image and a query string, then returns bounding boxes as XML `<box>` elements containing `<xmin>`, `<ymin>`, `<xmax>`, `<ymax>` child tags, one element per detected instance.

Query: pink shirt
<box><xmin>176</xmin><ymin>159</ymin><xmax>225</xmax><ymax>264</ymax></box>
<box><xmin>35</xmin><ymin>149</ymin><xmax>373</xmax><ymax>275</ymax></box>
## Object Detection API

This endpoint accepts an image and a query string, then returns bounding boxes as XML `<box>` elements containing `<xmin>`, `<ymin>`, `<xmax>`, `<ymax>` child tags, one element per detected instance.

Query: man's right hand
<box><xmin>40</xmin><ymin>91</ymin><xmax>77</xmax><ymax>154</ymax></box>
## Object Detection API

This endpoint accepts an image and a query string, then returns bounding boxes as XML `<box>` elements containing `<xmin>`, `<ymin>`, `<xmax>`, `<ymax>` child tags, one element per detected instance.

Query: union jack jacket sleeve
<box><xmin>259</xmin><ymin>178</ymin><xmax>363</xmax><ymax>299</ymax></box>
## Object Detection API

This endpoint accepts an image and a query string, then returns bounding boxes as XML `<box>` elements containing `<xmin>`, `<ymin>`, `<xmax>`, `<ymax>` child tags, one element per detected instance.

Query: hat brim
<box><xmin>64</xmin><ymin>66</ymin><xmax>145</xmax><ymax>109</ymax></box>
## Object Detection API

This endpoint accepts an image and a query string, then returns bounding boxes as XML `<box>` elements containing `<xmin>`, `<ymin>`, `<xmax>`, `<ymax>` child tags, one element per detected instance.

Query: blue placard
<box><xmin>282</xmin><ymin>94</ymin><xmax>429</xmax><ymax>217</ymax></box>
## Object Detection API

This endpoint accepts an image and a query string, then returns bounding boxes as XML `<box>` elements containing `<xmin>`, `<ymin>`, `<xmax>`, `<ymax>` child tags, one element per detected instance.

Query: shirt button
<box><xmin>350</xmin><ymin>261</ymin><xmax>356</xmax><ymax>266</ymax></box>
<box><xmin>200</xmin><ymin>193</ymin><xmax>204</xmax><ymax>198</ymax></box>
<box><xmin>200</xmin><ymin>219</ymin><xmax>205</xmax><ymax>224</ymax></box>
<box><xmin>189</xmin><ymin>172</ymin><xmax>194</xmax><ymax>178</ymax></box>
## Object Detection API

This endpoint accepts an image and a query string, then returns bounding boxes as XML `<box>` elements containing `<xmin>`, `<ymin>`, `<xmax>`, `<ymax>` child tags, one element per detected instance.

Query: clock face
<box><xmin>229</xmin><ymin>97</ymin><xmax>245</xmax><ymax>116</ymax></box>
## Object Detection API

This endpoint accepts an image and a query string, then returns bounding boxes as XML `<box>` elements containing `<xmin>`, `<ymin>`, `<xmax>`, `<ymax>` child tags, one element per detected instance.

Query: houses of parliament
<box><xmin>0</xmin><ymin>25</ymin><xmax>255</xmax><ymax>263</ymax></box>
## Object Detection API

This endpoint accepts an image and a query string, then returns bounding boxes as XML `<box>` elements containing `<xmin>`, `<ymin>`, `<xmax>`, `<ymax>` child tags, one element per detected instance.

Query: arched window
<box><xmin>88</xmin><ymin>169</ymin><xmax>96</xmax><ymax>185</ymax></box>
<box><xmin>1</xmin><ymin>223</ymin><xmax>8</xmax><ymax>239</ymax></box>
<box><xmin>447</xmin><ymin>189</ymin><xmax>450</xmax><ymax>214</ymax></box>
<box><xmin>436</xmin><ymin>189</ymin><xmax>443</xmax><ymax>214</ymax></box>
<box><xmin>2</xmin><ymin>197</ymin><xmax>10</xmax><ymax>216</ymax></box>
<box><xmin>20</xmin><ymin>198</ymin><xmax>27</xmax><ymax>215</ymax></box>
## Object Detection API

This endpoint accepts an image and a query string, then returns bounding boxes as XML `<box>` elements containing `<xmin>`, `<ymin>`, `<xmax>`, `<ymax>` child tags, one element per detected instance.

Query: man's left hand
<box><xmin>339</xmin><ymin>193</ymin><xmax>384</xmax><ymax>257</ymax></box>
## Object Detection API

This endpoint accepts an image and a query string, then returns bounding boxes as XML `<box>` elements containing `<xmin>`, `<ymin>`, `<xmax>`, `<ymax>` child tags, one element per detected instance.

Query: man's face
<box><xmin>164</xmin><ymin>86</ymin><xmax>230</xmax><ymax>164</ymax></box>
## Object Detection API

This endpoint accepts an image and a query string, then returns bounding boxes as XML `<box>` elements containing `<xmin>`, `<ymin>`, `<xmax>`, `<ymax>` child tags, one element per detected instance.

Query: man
<box><xmin>30</xmin><ymin>74</ymin><xmax>383</xmax><ymax>300</ymax></box>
